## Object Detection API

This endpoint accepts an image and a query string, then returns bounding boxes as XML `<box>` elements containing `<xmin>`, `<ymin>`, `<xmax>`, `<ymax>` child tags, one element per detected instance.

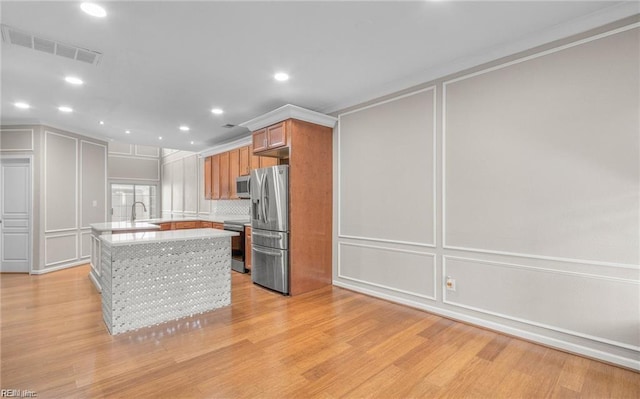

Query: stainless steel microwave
<box><xmin>236</xmin><ymin>175</ymin><xmax>251</xmax><ymax>199</ymax></box>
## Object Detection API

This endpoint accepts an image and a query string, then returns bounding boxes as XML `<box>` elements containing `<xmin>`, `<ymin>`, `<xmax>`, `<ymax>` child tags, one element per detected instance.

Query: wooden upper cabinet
<box><xmin>239</xmin><ymin>146</ymin><xmax>250</xmax><ymax>176</ymax></box>
<box><xmin>212</xmin><ymin>154</ymin><xmax>221</xmax><ymax>199</ymax></box>
<box><xmin>204</xmin><ymin>156</ymin><xmax>212</xmax><ymax>200</ymax></box>
<box><xmin>266</xmin><ymin>122</ymin><xmax>287</xmax><ymax>149</ymax></box>
<box><xmin>229</xmin><ymin>148</ymin><xmax>240</xmax><ymax>199</ymax></box>
<box><xmin>219</xmin><ymin>152</ymin><xmax>230</xmax><ymax>199</ymax></box>
<box><xmin>252</xmin><ymin>128</ymin><xmax>268</xmax><ymax>152</ymax></box>
<box><xmin>251</xmin><ymin>121</ymin><xmax>289</xmax><ymax>155</ymax></box>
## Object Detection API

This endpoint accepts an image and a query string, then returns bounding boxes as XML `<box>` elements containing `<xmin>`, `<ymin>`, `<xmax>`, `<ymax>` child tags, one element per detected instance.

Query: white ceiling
<box><xmin>1</xmin><ymin>1</ymin><xmax>637</xmax><ymax>152</ymax></box>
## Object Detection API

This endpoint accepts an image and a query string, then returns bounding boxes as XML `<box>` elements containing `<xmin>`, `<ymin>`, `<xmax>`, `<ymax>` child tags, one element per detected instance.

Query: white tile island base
<box><xmin>100</xmin><ymin>229</ymin><xmax>237</xmax><ymax>334</ymax></box>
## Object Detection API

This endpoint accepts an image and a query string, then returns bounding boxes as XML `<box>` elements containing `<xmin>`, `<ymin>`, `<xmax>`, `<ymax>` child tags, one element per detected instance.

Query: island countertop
<box><xmin>100</xmin><ymin>228</ymin><xmax>238</xmax><ymax>246</ymax></box>
<box><xmin>139</xmin><ymin>214</ymin><xmax>249</xmax><ymax>224</ymax></box>
<box><xmin>90</xmin><ymin>221</ymin><xmax>162</xmax><ymax>233</ymax></box>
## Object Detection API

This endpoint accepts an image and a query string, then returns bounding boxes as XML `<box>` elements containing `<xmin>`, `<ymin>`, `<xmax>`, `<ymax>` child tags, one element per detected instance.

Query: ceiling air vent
<box><xmin>222</xmin><ymin>124</ymin><xmax>236</xmax><ymax>128</ymax></box>
<box><xmin>1</xmin><ymin>24</ymin><xmax>102</xmax><ymax>66</ymax></box>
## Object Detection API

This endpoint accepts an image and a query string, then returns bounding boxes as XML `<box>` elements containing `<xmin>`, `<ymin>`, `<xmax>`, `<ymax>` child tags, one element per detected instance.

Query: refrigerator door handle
<box><xmin>261</xmin><ymin>172</ymin><xmax>268</xmax><ymax>224</ymax></box>
<box><xmin>252</xmin><ymin>230</ymin><xmax>282</xmax><ymax>239</ymax></box>
<box><xmin>252</xmin><ymin>246</ymin><xmax>283</xmax><ymax>257</ymax></box>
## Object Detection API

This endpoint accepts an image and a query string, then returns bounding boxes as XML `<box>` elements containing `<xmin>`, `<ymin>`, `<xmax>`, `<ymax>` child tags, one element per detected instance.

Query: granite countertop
<box><xmin>100</xmin><ymin>228</ymin><xmax>239</xmax><ymax>246</ymax></box>
<box><xmin>90</xmin><ymin>221</ymin><xmax>162</xmax><ymax>232</ymax></box>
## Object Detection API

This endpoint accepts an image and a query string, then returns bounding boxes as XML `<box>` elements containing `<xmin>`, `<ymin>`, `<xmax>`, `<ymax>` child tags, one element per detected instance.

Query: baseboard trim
<box><xmin>31</xmin><ymin>260</ymin><xmax>88</xmax><ymax>275</ymax></box>
<box><xmin>332</xmin><ymin>279</ymin><xmax>640</xmax><ymax>371</ymax></box>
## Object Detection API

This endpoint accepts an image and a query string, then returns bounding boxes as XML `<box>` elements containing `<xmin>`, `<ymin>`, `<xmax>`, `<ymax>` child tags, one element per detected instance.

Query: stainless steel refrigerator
<box><xmin>250</xmin><ymin>165</ymin><xmax>289</xmax><ymax>294</ymax></box>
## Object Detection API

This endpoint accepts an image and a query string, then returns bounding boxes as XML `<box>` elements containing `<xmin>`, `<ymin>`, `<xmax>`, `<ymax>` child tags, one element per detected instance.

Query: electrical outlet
<box><xmin>445</xmin><ymin>276</ymin><xmax>456</xmax><ymax>291</ymax></box>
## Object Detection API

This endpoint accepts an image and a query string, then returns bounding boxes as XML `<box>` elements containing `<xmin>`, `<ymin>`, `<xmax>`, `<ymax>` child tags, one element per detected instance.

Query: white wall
<box><xmin>161</xmin><ymin>150</ymin><xmax>199</xmax><ymax>218</ymax></box>
<box><xmin>108</xmin><ymin>141</ymin><xmax>160</xmax><ymax>183</ymax></box>
<box><xmin>0</xmin><ymin>125</ymin><xmax>107</xmax><ymax>273</ymax></box>
<box><xmin>41</xmin><ymin>128</ymin><xmax>107</xmax><ymax>273</ymax></box>
<box><xmin>334</xmin><ymin>21</ymin><xmax>639</xmax><ymax>369</ymax></box>
<box><xmin>161</xmin><ymin>149</ymin><xmax>250</xmax><ymax>218</ymax></box>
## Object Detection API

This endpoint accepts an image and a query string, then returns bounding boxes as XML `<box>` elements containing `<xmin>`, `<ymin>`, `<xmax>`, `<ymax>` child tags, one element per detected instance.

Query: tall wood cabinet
<box><xmin>245</xmin><ymin>106</ymin><xmax>337</xmax><ymax>296</ymax></box>
<box><xmin>204</xmin><ymin>156</ymin><xmax>212</xmax><ymax>199</ymax></box>
<box><xmin>219</xmin><ymin>152</ymin><xmax>230</xmax><ymax>199</ymax></box>
<box><xmin>229</xmin><ymin>149</ymin><xmax>240</xmax><ymax>199</ymax></box>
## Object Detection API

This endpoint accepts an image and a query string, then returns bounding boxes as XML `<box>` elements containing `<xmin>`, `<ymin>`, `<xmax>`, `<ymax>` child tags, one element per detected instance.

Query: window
<box><xmin>111</xmin><ymin>184</ymin><xmax>157</xmax><ymax>222</ymax></box>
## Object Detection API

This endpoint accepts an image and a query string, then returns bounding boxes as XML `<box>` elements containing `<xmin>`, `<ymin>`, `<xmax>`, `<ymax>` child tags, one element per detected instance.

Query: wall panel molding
<box><xmin>108</xmin><ymin>155</ymin><xmax>160</xmax><ymax>181</ymax></box>
<box><xmin>442</xmin><ymin>255</ymin><xmax>640</xmax><ymax>352</ymax></box>
<box><xmin>0</xmin><ymin>128</ymin><xmax>34</xmax><ymax>151</ymax></box>
<box><xmin>338</xmin><ymin>86</ymin><xmax>437</xmax><ymax>247</ymax></box>
<box><xmin>44</xmin><ymin>130</ymin><xmax>77</xmax><ymax>233</ymax></box>
<box><xmin>80</xmin><ymin>140</ymin><xmax>108</xmax><ymax>229</ymax></box>
<box><xmin>134</xmin><ymin>144</ymin><xmax>160</xmax><ymax>157</ymax></box>
<box><xmin>44</xmin><ymin>233</ymin><xmax>78</xmax><ymax>266</ymax></box>
<box><xmin>442</xmin><ymin>24</ymin><xmax>639</xmax><ymax>268</ymax></box>
<box><xmin>338</xmin><ymin>241</ymin><xmax>437</xmax><ymax>301</ymax></box>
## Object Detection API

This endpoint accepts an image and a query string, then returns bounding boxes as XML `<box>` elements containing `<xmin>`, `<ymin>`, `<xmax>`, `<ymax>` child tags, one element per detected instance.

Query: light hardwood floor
<box><xmin>1</xmin><ymin>265</ymin><xmax>638</xmax><ymax>398</ymax></box>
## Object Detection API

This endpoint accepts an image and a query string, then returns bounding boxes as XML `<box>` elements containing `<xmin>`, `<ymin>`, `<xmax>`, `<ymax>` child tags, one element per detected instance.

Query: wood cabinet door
<box><xmin>267</xmin><ymin>121</ymin><xmax>287</xmax><ymax>149</ymax></box>
<box><xmin>260</xmin><ymin>156</ymin><xmax>279</xmax><ymax>168</ymax></box>
<box><xmin>239</xmin><ymin>146</ymin><xmax>250</xmax><ymax>176</ymax></box>
<box><xmin>250</xmin><ymin>145</ymin><xmax>261</xmax><ymax>171</ymax></box>
<box><xmin>245</xmin><ymin>226</ymin><xmax>252</xmax><ymax>271</ymax></box>
<box><xmin>219</xmin><ymin>152</ymin><xmax>230</xmax><ymax>199</ymax></box>
<box><xmin>204</xmin><ymin>156</ymin><xmax>212</xmax><ymax>199</ymax></box>
<box><xmin>252</xmin><ymin>129</ymin><xmax>268</xmax><ymax>152</ymax></box>
<box><xmin>212</xmin><ymin>154</ymin><xmax>221</xmax><ymax>199</ymax></box>
<box><xmin>229</xmin><ymin>149</ymin><xmax>240</xmax><ymax>199</ymax></box>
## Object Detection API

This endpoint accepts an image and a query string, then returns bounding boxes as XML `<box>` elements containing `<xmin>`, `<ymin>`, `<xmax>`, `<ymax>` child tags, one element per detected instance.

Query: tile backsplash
<box><xmin>211</xmin><ymin>200</ymin><xmax>250</xmax><ymax>216</ymax></box>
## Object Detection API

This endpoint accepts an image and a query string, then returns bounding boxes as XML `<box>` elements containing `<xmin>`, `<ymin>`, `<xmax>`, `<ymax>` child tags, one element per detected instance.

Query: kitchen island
<box><xmin>100</xmin><ymin>228</ymin><xmax>238</xmax><ymax>334</ymax></box>
<box><xmin>89</xmin><ymin>221</ymin><xmax>162</xmax><ymax>291</ymax></box>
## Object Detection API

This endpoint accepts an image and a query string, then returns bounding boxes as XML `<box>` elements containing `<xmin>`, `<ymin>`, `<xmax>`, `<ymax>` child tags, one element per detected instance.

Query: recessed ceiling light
<box><xmin>80</xmin><ymin>2</ymin><xmax>107</xmax><ymax>18</ymax></box>
<box><xmin>65</xmin><ymin>76</ymin><xmax>84</xmax><ymax>85</ymax></box>
<box><xmin>190</xmin><ymin>141</ymin><xmax>194</xmax><ymax>145</ymax></box>
<box><xmin>14</xmin><ymin>102</ymin><xmax>30</xmax><ymax>109</ymax></box>
<box><xmin>211</xmin><ymin>108</ymin><xmax>223</xmax><ymax>115</ymax></box>
<box><xmin>274</xmin><ymin>72</ymin><xmax>289</xmax><ymax>82</ymax></box>
<box><xmin>125</xmin><ymin>130</ymin><xmax>131</xmax><ymax>134</ymax></box>
<box><xmin>99</xmin><ymin>121</ymin><xmax>104</xmax><ymax>125</ymax></box>
<box><xmin>58</xmin><ymin>106</ymin><xmax>73</xmax><ymax>113</ymax></box>
<box><xmin>179</xmin><ymin>125</ymin><xmax>190</xmax><ymax>132</ymax></box>
<box><xmin>158</xmin><ymin>136</ymin><xmax>163</xmax><ymax>140</ymax></box>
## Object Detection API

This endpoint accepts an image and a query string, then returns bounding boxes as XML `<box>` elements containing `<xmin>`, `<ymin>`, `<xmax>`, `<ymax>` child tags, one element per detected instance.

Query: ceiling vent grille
<box><xmin>1</xmin><ymin>24</ymin><xmax>102</xmax><ymax>66</ymax></box>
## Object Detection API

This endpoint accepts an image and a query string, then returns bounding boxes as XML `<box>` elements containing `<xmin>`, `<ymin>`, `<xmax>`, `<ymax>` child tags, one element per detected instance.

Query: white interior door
<box><xmin>0</xmin><ymin>157</ymin><xmax>31</xmax><ymax>273</ymax></box>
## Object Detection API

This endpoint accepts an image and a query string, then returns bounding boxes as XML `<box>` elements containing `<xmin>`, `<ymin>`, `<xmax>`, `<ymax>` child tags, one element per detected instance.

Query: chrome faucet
<box><xmin>131</xmin><ymin>201</ymin><xmax>147</xmax><ymax>223</ymax></box>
